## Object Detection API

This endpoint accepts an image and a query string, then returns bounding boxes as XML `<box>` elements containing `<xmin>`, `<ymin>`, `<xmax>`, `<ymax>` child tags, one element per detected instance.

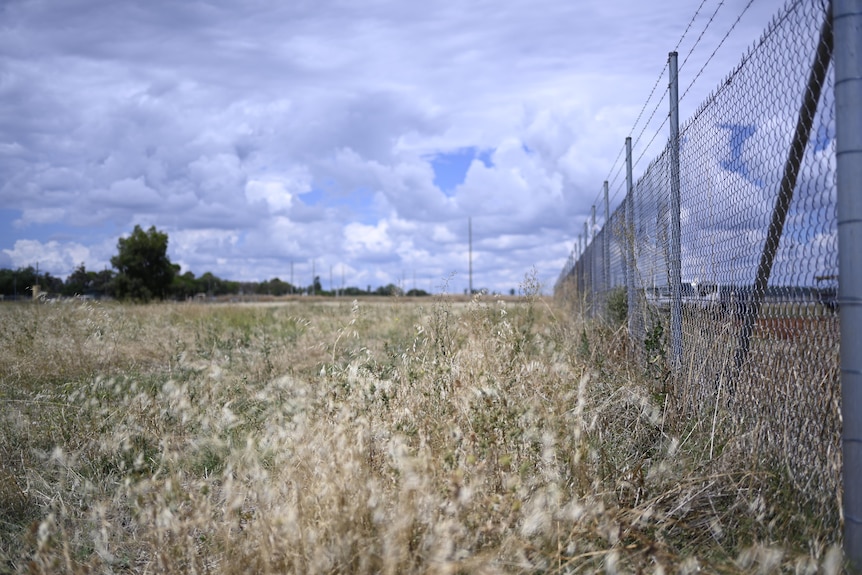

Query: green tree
<box><xmin>308</xmin><ymin>276</ymin><xmax>322</xmax><ymax>295</ymax></box>
<box><xmin>375</xmin><ymin>283</ymin><xmax>402</xmax><ymax>296</ymax></box>
<box><xmin>33</xmin><ymin>271</ymin><xmax>62</xmax><ymax>295</ymax></box>
<box><xmin>94</xmin><ymin>268</ymin><xmax>116</xmax><ymax>297</ymax></box>
<box><xmin>257</xmin><ymin>277</ymin><xmax>295</xmax><ymax>296</ymax></box>
<box><xmin>0</xmin><ymin>266</ymin><xmax>38</xmax><ymax>299</ymax></box>
<box><xmin>198</xmin><ymin>272</ymin><xmax>226</xmax><ymax>296</ymax></box>
<box><xmin>171</xmin><ymin>269</ymin><xmax>198</xmax><ymax>300</ymax></box>
<box><xmin>62</xmin><ymin>263</ymin><xmax>97</xmax><ymax>297</ymax></box>
<box><xmin>111</xmin><ymin>225</ymin><xmax>175</xmax><ymax>301</ymax></box>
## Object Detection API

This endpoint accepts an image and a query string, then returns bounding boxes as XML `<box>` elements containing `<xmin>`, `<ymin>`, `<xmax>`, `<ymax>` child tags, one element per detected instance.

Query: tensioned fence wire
<box><xmin>557</xmin><ymin>0</ymin><xmax>839</xmax><ymax>513</ymax></box>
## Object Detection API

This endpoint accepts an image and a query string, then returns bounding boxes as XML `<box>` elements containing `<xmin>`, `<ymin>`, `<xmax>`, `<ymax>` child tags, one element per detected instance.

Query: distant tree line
<box><xmin>0</xmin><ymin>225</ymin><xmax>430</xmax><ymax>302</ymax></box>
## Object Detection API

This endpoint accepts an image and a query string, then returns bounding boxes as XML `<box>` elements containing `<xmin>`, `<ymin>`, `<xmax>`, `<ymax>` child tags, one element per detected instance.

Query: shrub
<box><xmin>606</xmin><ymin>286</ymin><xmax>628</xmax><ymax>327</ymax></box>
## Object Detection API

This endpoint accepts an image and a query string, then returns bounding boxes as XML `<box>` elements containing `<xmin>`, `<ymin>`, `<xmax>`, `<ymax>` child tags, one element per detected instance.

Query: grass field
<box><xmin>0</xmin><ymin>282</ymin><xmax>844</xmax><ymax>573</ymax></box>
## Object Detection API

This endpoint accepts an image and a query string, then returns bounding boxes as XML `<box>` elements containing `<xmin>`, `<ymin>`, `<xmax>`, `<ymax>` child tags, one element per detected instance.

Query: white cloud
<box><xmin>188</xmin><ymin>154</ymin><xmax>247</xmax><ymax>203</ymax></box>
<box><xmin>344</xmin><ymin>221</ymin><xmax>393</xmax><ymax>257</ymax></box>
<box><xmin>431</xmin><ymin>225</ymin><xmax>456</xmax><ymax>244</ymax></box>
<box><xmin>3</xmin><ymin>239</ymin><xmax>93</xmax><ymax>276</ymax></box>
<box><xmin>0</xmin><ymin>0</ymin><xmax>794</xmax><ymax>292</ymax></box>
<box><xmin>13</xmin><ymin>208</ymin><xmax>65</xmax><ymax>228</ymax></box>
<box><xmin>245</xmin><ymin>180</ymin><xmax>293</xmax><ymax>213</ymax></box>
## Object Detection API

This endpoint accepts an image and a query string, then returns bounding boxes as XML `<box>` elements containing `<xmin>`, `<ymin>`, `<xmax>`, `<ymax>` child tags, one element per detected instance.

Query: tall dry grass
<box><xmin>0</xmin><ymin>284</ymin><xmax>844</xmax><ymax>573</ymax></box>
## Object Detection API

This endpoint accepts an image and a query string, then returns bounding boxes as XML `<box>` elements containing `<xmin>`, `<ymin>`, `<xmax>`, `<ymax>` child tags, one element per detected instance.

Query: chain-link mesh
<box><xmin>556</xmin><ymin>0</ymin><xmax>839</xmax><ymax>510</ymax></box>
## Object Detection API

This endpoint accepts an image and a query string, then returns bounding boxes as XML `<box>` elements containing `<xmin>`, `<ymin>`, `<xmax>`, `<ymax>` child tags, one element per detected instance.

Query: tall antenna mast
<box><xmin>468</xmin><ymin>217</ymin><xmax>473</xmax><ymax>295</ymax></box>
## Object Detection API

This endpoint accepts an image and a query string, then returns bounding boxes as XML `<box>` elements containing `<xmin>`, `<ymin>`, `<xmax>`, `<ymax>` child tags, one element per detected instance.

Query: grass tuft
<box><xmin>0</xmin><ymin>296</ymin><xmax>843</xmax><ymax>573</ymax></box>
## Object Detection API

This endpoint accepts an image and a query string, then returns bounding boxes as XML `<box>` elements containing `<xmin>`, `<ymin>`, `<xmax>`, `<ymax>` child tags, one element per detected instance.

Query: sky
<box><xmin>0</xmin><ymin>0</ymin><xmax>790</xmax><ymax>295</ymax></box>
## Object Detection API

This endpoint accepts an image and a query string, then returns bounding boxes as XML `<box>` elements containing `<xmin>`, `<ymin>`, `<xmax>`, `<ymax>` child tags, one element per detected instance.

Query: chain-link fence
<box><xmin>556</xmin><ymin>0</ymin><xmax>840</xmax><ymax>513</ymax></box>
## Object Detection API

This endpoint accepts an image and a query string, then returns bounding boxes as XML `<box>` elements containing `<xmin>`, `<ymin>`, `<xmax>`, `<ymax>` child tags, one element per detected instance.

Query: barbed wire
<box><xmin>635</xmin><ymin>0</ymin><xmax>762</xmax><ymax>170</ymax></box>
<box><xmin>602</xmin><ymin>142</ymin><xmax>627</xmax><ymax>187</ymax></box>
<box><xmin>563</xmin><ymin>0</ymin><xmax>840</xmax><ymax>511</ymax></box>
<box><xmin>589</xmin><ymin>0</ymin><xmax>726</xmax><ymax>230</ymax></box>
<box><xmin>634</xmin><ymin>115</ymin><xmax>670</xmax><ymax>171</ymax></box>
<box><xmin>607</xmin><ymin>155</ymin><xmax>626</xmax><ymax>197</ymax></box>
<box><xmin>575</xmin><ymin>0</ymin><xmax>796</xmax><ymax>262</ymax></box>
<box><xmin>631</xmin><ymin>85</ymin><xmax>670</xmax><ymax>156</ymax></box>
<box><xmin>679</xmin><ymin>0</ymin><xmax>726</xmax><ymax>73</ymax></box>
<box><xmin>684</xmin><ymin>0</ymin><xmax>808</xmax><ymax>127</ymax></box>
<box><xmin>680</xmin><ymin>0</ymin><xmax>758</xmax><ymax>103</ymax></box>
<box><xmin>629</xmin><ymin>66</ymin><xmax>670</xmax><ymax>149</ymax></box>
<box><xmin>675</xmin><ymin>0</ymin><xmax>711</xmax><ymax>53</ymax></box>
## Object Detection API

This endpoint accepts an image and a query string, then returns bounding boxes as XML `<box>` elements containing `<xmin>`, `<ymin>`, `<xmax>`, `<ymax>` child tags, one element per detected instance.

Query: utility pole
<box><xmin>468</xmin><ymin>217</ymin><xmax>473</xmax><ymax>295</ymax></box>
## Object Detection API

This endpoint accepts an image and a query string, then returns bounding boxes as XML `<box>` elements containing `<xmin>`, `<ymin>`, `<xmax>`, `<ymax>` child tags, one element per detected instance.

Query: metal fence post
<box><xmin>668</xmin><ymin>52</ymin><xmax>684</xmax><ymax>370</ymax></box>
<box><xmin>835</xmin><ymin>0</ymin><xmax>862</xmax><ymax>568</ymax></box>
<box><xmin>578</xmin><ymin>234</ymin><xmax>584</xmax><ymax>304</ymax></box>
<box><xmin>584</xmin><ymin>221</ymin><xmax>590</xmax><ymax>312</ymax></box>
<box><xmin>593</xmin><ymin>231</ymin><xmax>598</xmax><ymax>313</ymax></box>
<box><xmin>604</xmin><ymin>181</ymin><xmax>610</xmax><ymax>294</ymax></box>
<box><xmin>626</xmin><ymin>137</ymin><xmax>637</xmax><ymax>340</ymax></box>
<box><xmin>620</xmin><ymin>202</ymin><xmax>628</xmax><ymax>305</ymax></box>
<box><xmin>591</xmin><ymin>206</ymin><xmax>597</xmax><ymax>315</ymax></box>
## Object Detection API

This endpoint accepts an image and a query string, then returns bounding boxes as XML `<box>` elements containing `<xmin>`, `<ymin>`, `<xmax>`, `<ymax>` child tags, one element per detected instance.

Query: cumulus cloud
<box><xmin>244</xmin><ymin>167</ymin><xmax>313</xmax><ymax>214</ymax></box>
<box><xmin>344</xmin><ymin>221</ymin><xmax>394</xmax><ymax>258</ymax></box>
<box><xmin>0</xmin><ymin>0</ymin><xmax>788</xmax><ymax>292</ymax></box>
<box><xmin>3</xmin><ymin>240</ymin><xmax>96</xmax><ymax>277</ymax></box>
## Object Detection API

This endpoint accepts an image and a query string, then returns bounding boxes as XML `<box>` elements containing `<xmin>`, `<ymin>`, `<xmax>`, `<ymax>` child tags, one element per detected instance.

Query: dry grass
<box><xmin>0</xmin><ymin>281</ymin><xmax>844</xmax><ymax>574</ymax></box>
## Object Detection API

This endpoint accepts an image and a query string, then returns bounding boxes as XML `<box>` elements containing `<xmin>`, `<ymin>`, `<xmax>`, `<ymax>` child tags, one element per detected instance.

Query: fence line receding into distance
<box><xmin>555</xmin><ymin>0</ymin><xmax>860</xmax><ymax>564</ymax></box>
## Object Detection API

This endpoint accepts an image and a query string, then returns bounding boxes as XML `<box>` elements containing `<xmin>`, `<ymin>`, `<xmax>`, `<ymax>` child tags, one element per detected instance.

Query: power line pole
<box><xmin>468</xmin><ymin>217</ymin><xmax>473</xmax><ymax>295</ymax></box>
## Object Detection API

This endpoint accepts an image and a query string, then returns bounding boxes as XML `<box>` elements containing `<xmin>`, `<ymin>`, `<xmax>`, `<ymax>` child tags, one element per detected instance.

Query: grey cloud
<box><xmin>0</xmin><ymin>0</ymin><xmax>789</xmax><ymax>291</ymax></box>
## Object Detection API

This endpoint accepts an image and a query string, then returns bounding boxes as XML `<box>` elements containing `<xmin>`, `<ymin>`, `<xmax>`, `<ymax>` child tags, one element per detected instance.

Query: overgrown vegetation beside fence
<box><xmin>556</xmin><ymin>0</ymin><xmax>844</xmax><ymax>554</ymax></box>
<box><xmin>0</xmin><ymin>293</ymin><xmax>846</xmax><ymax>572</ymax></box>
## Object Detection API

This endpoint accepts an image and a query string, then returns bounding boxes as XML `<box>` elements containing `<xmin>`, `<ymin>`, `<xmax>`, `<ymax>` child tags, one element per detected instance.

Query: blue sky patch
<box><xmin>302</xmin><ymin>188</ymin><xmax>326</xmax><ymax>206</ymax></box>
<box><xmin>0</xmin><ymin>209</ymin><xmax>20</xmax><ymax>252</ymax></box>
<box><xmin>476</xmin><ymin>149</ymin><xmax>493</xmax><ymax>168</ymax></box>
<box><xmin>430</xmin><ymin>147</ymin><xmax>494</xmax><ymax>196</ymax></box>
<box><xmin>0</xmin><ymin>208</ymin><xmax>118</xmax><ymax>271</ymax></box>
<box><xmin>300</xmin><ymin>187</ymin><xmax>377</xmax><ymax>225</ymax></box>
<box><xmin>812</xmin><ymin>121</ymin><xmax>833</xmax><ymax>154</ymax></box>
<box><xmin>718</xmin><ymin>123</ymin><xmax>760</xmax><ymax>185</ymax></box>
